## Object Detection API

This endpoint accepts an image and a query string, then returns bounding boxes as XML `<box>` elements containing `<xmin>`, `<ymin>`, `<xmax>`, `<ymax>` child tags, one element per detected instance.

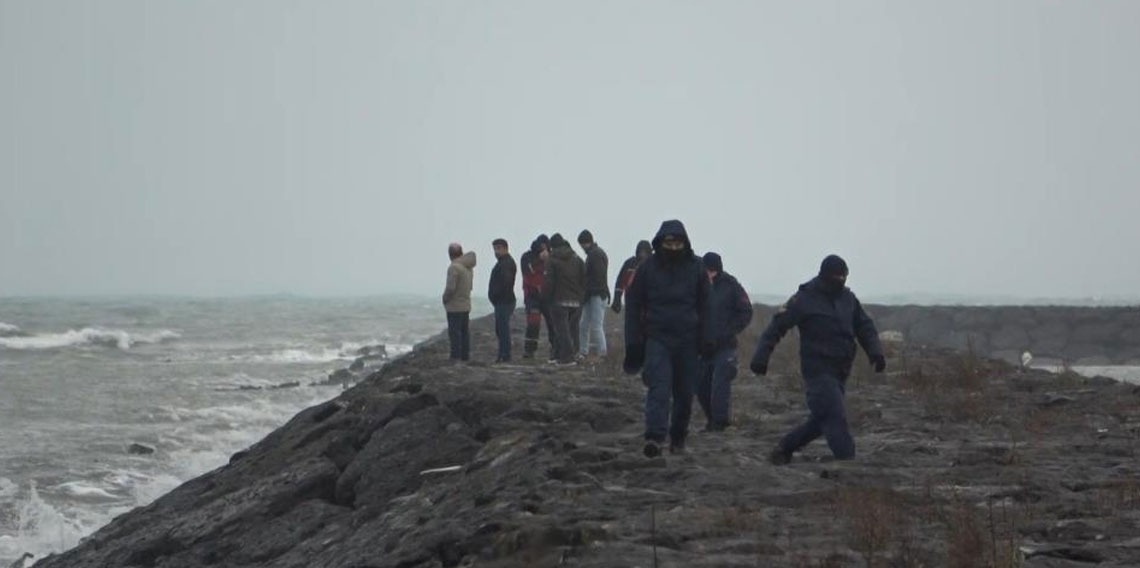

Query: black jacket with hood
<box><xmin>703</xmin><ymin>271</ymin><xmax>753</xmax><ymax>349</ymax></box>
<box><xmin>624</xmin><ymin>220</ymin><xmax>709</xmax><ymax>348</ymax></box>
<box><xmin>543</xmin><ymin>235</ymin><xmax>586</xmax><ymax>306</ymax></box>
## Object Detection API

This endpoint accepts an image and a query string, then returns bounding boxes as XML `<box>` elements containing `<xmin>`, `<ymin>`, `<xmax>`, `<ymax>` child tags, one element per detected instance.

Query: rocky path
<box><xmin>36</xmin><ymin>314</ymin><xmax>1140</xmax><ymax>567</ymax></box>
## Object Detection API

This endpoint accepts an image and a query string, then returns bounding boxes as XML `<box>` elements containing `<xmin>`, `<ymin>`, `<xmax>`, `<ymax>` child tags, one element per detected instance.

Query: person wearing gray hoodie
<box><xmin>442</xmin><ymin>242</ymin><xmax>477</xmax><ymax>361</ymax></box>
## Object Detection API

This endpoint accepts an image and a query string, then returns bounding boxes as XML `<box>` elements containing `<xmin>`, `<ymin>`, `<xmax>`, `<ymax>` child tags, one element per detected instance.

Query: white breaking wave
<box><xmin>0</xmin><ymin>322</ymin><xmax>20</xmax><ymax>335</ymax></box>
<box><xmin>0</xmin><ymin>328</ymin><xmax>180</xmax><ymax>351</ymax></box>
<box><xmin>243</xmin><ymin>340</ymin><xmax>390</xmax><ymax>364</ymax></box>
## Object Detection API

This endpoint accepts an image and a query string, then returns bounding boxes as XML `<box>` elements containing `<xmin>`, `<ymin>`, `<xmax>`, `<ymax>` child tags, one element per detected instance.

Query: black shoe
<box><xmin>768</xmin><ymin>445</ymin><xmax>792</xmax><ymax>466</ymax></box>
<box><xmin>643</xmin><ymin>440</ymin><xmax>662</xmax><ymax>458</ymax></box>
<box><xmin>702</xmin><ymin>423</ymin><xmax>728</xmax><ymax>433</ymax></box>
<box><xmin>669</xmin><ymin>441</ymin><xmax>686</xmax><ymax>455</ymax></box>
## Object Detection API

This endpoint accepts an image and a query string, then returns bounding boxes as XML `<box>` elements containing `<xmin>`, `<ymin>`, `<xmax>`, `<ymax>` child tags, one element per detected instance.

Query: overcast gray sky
<box><xmin>2</xmin><ymin>1</ymin><xmax>1138</xmax><ymax>301</ymax></box>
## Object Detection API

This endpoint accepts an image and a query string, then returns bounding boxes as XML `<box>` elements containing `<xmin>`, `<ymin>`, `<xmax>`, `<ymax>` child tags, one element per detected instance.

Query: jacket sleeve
<box><xmin>696</xmin><ymin>263</ymin><xmax>710</xmax><ymax>344</ymax></box>
<box><xmin>613</xmin><ymin>258</ymin><xmax>633</xmax><ymax>296</ymax></box>
<box><xmin>730</xmin><ymin>281</ymin><xmax>754</xmax><ymax>337</ymax></box>
<box><xmin>623</xmin><ymin>263</ymin><xmax>648</xmax><ymax>345</ymax></box>
<box><xmin>751</xmin><ymin>294</ymin><xmax>803</xmax><ymax>367</ymax></box>
<box><xmin>542</xmin><ymin>261</ymin><xmax>555</xmax><ymax>304</ymax></box>
<box><xmin>442</xmin><ymin>264</ymin><xmax>458</xmax><ymax>305</ymax></box>
<box><xmin>853</xmin><ymin>296</ymin><xmax>884</xmax><ymax>358</ymax></box>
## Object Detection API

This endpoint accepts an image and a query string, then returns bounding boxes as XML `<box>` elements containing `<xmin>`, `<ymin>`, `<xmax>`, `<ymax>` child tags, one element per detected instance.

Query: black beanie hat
<box><xmin>577</xmin><ymin>230</ymin><xmax>593</xmax><ymax>244</ymax></box>
<box><xmin>702</xmin><ymin>252</ymin><xmax>723</xmax><ymax>272</ymax></box>
<box><xmin>549</xmin><ymin>233</ymin><xmax>566</xmax><ymax>248</ymax></box>
<box><xmin>819</xmin><ymin>254</ymin><xmax>849</xmax><ymax>277</ymax></box>
<box><xmin>635</xmin><ymin>240</ymin><xmax>652</xmax><ymax>255</ymax></box>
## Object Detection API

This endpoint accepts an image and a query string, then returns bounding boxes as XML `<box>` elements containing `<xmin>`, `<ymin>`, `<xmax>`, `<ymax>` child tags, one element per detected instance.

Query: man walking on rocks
<box><xmin>544</xmin><ymin>233</ymin><xmax>586</xmax><ymax>365</ymax></box>
<box><xmin>442</xmin><ymin>243</ymin><xmax>476</xmax><ymax>362</ymax></box>
<box><xmin>623</xmin><ymin>220</ymin><xmax>709</xmax><ymax>457</ymax></box>
<box><xmin>611</xmin><ymin>240</ymin><xmax>652</xmax><ymax>314</ymax></box>
<box><xmin>577</xmin><ymin>230</ymin><xmax>610</xmax><ymax>360</ymax></box>
<box><xmin>488</xmin><ymin>238</ymin><xmax>517</xmax><ymax>363</ymax></box>
<box><xmin>750</xmin><ymin>254</ymin><xmax>885</xmax><ymax>464</ymax></box>
<box><xmin>697</xmin><ymin>252</ymin><xmax>753</xmax><ymax>432</ymax></box>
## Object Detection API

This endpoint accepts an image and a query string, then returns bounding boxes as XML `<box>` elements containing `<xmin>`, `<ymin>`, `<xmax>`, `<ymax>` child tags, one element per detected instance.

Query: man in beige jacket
<box><xmin>442</xmin><ymin>242</ymin><xmax>477</xmax><ymax>361</ymax></box>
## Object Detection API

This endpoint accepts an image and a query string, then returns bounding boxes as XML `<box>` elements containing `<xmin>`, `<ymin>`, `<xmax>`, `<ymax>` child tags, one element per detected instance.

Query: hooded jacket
<box><xmin>751</xmin><ymin>276</ymin><xmax>883</xmax><ymax>369</ymax></box>
<box><xmin>543</xmin><ymin>236</ymin><xmax>586</xmax><ymax>306</ymax></box>
<box><xmin>519</xmin><ymin>240</ymin><xmax>545</xmax><ymax>307</ymax></box>
<box><xmin>488</xmin><ymin>252</ymin><xmax>517</xmax><ymax>306</ymax></box>
<box><xmin>442</xmin><ymin>251</ymin><xmax>477</xmax><ymax>313</ymax></box>
<box><xmin>614</xmin><ymin>240</ymin><xmax>652</xmax><ymax>299</ymax></box>
<box><xmin>703</xmin><ymin>271</ymin><xmax>754</xmax><ymax>349</ymax></box>
<box><xmin>624</xmin><ymin>220</ymin><xmax>709</xmax><ymax>347</ymax></box>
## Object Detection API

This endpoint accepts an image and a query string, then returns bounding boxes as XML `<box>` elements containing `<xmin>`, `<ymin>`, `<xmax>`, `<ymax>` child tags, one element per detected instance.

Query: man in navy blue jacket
<box><xmin>750</xmin><ymin>255</ymin><xmax>885</xmax><ymax>464</ymax></box>
<box><xmin>697</xmin><ymin>252</ymin><xmax>753</xmax><ymax>432</ymax></box>
<box><xmin>623</xmin><ymin>220</ymin><xmax>709</xmax><ymax>457</ymax></box>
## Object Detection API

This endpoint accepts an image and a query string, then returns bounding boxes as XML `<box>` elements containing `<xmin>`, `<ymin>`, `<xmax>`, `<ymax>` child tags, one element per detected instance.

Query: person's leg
<box><xmin>695</xmin><ymin>357</ymin><xmax>714</xmax><ymax>427</ymax></box>
<box><xmin>709</xmin><ymin>348</ymin><xmax>738</xmax><ymax>428</ymax></box>
<box><xmin>503</xmin><ymin>301</ymin><xmax>515</xmax><ymax>360</ymax></box>
<box><xmin>578</xmin><ymin>298</ymin><xmax>594</xmax><ymax>357</ymax></box>
<box><xmin>494</xmin><ymin>303</ymin><xmax>510</xmax><ymax>361</ymax></box>
<box><xmin>446</xmin><ymin>312</ymin><xmax>461</xmax><ymax>360</ymax></box>
<box><xmin>550</xmin><ymin>305</ymin><xmax>572</xmax><ymax>363</ymax></box>
<box><xmin>813</xmin><ymin>372</ymin><xmax>855</xmax><ymax>459</ymax></box>
<box><xmin>669</xmin><ymin>341</ymin><xmax>698</xmax><ymax>449</ymax></box>
<box><xmin>524</xmin><ymin>304</ymin><xmax>541</xmax><ymax>357</ymax></box>
<box><xmin>568</xmin><ymin>305</ymin><xmax>582</xmax><ymax>357</ymax></box>
<box><xmin>643</xmin><ymin>338</ymin><xmax>673</xmax><ymax>447</ymax></box>
<box><xmin>460</xmin><ymin>312</ymin><xmax>471</xmax><ymax>361</ymax></box>
<box><xmin>593</xmin><ymin>296</ymin><xmax>607</xmax><ymax>356</ymax></box>
<box><xmin>541</xmin><ymin>304</ymin><xmax>556</xmax><ymax>357</ymax></box>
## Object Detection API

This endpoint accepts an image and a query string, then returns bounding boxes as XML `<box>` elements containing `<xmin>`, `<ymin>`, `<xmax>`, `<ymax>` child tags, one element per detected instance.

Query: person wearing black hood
<box><xmin>544</xmin><ymin>233</ymin><xmax>586</xmax><ymax>365</ymax></box>
<box><xmin>697</xmin><ymin>252</ymin><xmax>753</xmax><ymax>432</ymax></box>
<box><xmin>623</xmin><ymin>220</ymin><xmax>709</xmax><ymax>457</ymax></box>
<box><xmin>749</xmin><ymin>254</ymin><xmax>885</xmax><ymax>464</ymax></box>
<box><xmin>611</xmin><ymin>240</ymin><xmax>653</xmax><ymax>314</ymax></box>
<box><xmin>488</xmin><ymin>238</ymin><xmax>517</xmax><ymax>363</ymax></box>
<box><xmin>520</xmin><ymin>235</ymin><xmax>555</xmax><ymax>359</ymax></box>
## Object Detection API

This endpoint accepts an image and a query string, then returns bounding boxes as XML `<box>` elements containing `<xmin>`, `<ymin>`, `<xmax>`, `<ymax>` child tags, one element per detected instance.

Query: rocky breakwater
<box><xmin>867</xmin><ymin>305</ymin><xmax>1140</xmax><ymax>366</ymax></box>
<box><xmin>35</xmin><ymin>314</ymin><xmax>1140</xmax><ymax>567</ymax></box>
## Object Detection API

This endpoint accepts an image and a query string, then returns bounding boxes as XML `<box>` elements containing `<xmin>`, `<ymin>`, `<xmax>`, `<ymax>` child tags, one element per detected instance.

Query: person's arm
<box><xmin>729</xmin><ymin>281</ymin><xmax>754</xmax><ymax>337</ymax></box>
<box><xmin>622</xmin><ymin>262</ymin><xmax>648</xmax><ymax>374</ymax></box>
<box><xmin>442</xmin><ymin>264</ymin><xmax>458</xmax><ymax>305</ymax></box>
<box><xmin>750</xmin><ymin>295</ymin><xmax>803</xmax><ymax>374</ymax></box>
<box><xmin>853</xmin><ymin>296</ymin><xmax>886</xmax><ymax>371</ymax></box>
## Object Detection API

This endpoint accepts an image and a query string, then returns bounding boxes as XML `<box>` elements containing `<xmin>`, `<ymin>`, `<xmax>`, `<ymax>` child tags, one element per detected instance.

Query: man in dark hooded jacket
<box><xmin>750</xmin><ymin>254</ymin><xmax>885</xmax><ymax>464</ymax></box>
<box><xmin>697</xmin><ymin>252</ymin><xmax>753</xmax><ymax>432</ymax></box>
<box><xmin>611</xmin><ymin>240</ymin><xmax>653</xmax><ymax>314</ymax></box>
<box><xmin>623</xmin><ymin>220</ymin><xmax>709</xmax><ymax>457</ymax></box>
<box><xmin>544</xmin><ymin>233</ymin><xmax>586</xmax><ymax>365</ymax></box>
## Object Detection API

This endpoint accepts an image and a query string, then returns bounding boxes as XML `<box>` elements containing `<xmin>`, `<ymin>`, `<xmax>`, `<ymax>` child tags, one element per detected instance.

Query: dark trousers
<box><xmin>523</xmin><ymin>299</ymin><xmax>556</xmax><ymax>357</ymax></box>
<box><xmin>550</xmin><ymin>304</ymin><xmax>581</xmax><ymax>363</ymax></box>
<box><xmin>643</xmin><ymin>337</ymin><xmax>698</xmax><ymax>444</ymax></box>
<box><xmin>697</xmin><ymin>347</ymin><xmax>737</xmax><ymax>428</ymax></box>
<box><xmin>493</xmin><ymin>302</ymin><xmax>515</xmax><ymax>361</ymax></box>
<box><xmin>780</xmin><ymin>359</ymin><xmax>854</xmax><ymax>459</ymax></box>
<box><xmin>446</xmin><ymin>311</ymin><xmax>470</xmax><ymax>361</ymax></box>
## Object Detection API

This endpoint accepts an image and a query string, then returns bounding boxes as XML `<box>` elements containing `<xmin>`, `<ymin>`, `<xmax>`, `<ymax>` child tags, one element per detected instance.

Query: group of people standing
<box><xmin>442</xmin><ymin>219</ymin><xmax>888</xmax><ymax>465</ymax></box>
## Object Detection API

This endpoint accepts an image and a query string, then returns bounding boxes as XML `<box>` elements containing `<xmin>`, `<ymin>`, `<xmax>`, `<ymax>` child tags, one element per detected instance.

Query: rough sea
<box><xmin>0</xmin><ymin>296</ymin><xmax>462</xmax><ymax>564</ymax></box>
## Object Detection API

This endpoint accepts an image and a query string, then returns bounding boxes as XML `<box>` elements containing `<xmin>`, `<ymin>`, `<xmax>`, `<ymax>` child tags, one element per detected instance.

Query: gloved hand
<box><xmin>623</xmin><ymin>343</ymin><xmax>645</xmax><ymax>375</ymax></box>
<box><xmin>700</xmin><ymin>341</ymin><xmax>716</xmax><ymax>359</ymax></box>
<box><xmin>871</xmin><ymin>354</ymin><xmax>886</xmax><ymax>373</ymax></box>
<box><xmin>611</xmin><ymin>296</ymin><xmax>622</xmax><ymax>314</ymax></box>
<box><xmin>750</xmin><ymin>358</ymin><xmax>768</xmax><ymax>376</ymax></box>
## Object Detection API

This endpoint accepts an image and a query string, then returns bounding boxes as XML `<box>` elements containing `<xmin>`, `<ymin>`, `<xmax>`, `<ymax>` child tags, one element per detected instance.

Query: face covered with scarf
<box><xmin>818</xmin><ymin>254</ymin><xmax>849</xmax><ymax>296</ymax></box>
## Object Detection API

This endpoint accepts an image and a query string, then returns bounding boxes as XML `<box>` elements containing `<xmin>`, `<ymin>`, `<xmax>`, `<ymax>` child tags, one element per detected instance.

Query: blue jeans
<box><xmin>697</xmin><ymin>348</ymin><xmax>737</xmax><ymax>428</ymax></box>
<box><xmin>493</xmin><ymin>302</ymin><xmax>515</xmax><ymax>361</ymax></box>
<box><xmin>780</xmin><ymin>359</ymin><xmax>854</xmax><ymax>459</ymax></box>
<box><xmin>643</xmin><ymin>337</ymin><xmax>698</xmax><ymax>444</ymax></box>
<box><xmin>579</xmin><ymin>295</ymin><xmax>607</xmax><ymax>356</ymax></box>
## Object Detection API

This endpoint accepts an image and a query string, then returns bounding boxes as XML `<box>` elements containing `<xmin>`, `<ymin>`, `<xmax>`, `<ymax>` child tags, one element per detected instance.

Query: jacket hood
<box><xmin>635</xmin><ymin>240</ymin><xmax>652</xmax><ymax>256</ymax></box>
<box><xmin>651</xmin><ymin>220</ymin><xmax>692</xmax><ymax>252</ymax></box>
<box><xmin>455</xmin><ymin>251</ymin><xmax>477</xmax><ymax>269</ymax></box>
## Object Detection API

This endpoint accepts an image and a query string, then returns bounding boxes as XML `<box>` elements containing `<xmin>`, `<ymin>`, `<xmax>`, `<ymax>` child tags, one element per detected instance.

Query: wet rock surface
<box><xmin>37</xmin><ymin>313</ymin><xmax>1140</xmax><ymax>567</ymax></box>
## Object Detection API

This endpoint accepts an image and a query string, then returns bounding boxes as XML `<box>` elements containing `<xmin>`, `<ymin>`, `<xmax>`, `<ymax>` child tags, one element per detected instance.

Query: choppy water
<box><xmin>0</xmin><ymin>296</ymin><xmax>465</xmax><ymax>564</ymax></box>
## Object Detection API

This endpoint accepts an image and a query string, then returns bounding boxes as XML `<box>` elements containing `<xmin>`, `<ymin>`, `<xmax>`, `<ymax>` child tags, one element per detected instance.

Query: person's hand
<box><xmin>611</xmin><ymin>297</ymin><xmax>622</xmax><ymax>314</ymax></box>
<box><xmin>623</xmin><ymin>344</ymin><xmax>645</xmax><ymax>375</ymax></box>
<box><xmin>750</xmin><ymin>359</ymin><xmax>768</xmax><ymax>376</ymax></box>
<box><xmin>871</xmin><ymin>354</ymin><xmax>886</xmax><ymax>373</ymax></box>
